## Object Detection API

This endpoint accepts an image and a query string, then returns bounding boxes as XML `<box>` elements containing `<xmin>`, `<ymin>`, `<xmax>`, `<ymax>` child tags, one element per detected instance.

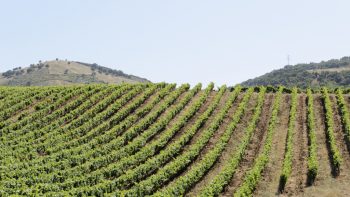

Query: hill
<box><xmin>0</xmin><ymin>60</ymin><xmax>150</xmax><ymax>86</ymax></box>
<box><xmin>1</xmin><ymin>84</ymin><xmax>350</xmax><ymax>196</ymax></box>
<box><xmin>242</xmin><ymin>56</ymin><xmax>350</xmax><ymax>88</ymax></box>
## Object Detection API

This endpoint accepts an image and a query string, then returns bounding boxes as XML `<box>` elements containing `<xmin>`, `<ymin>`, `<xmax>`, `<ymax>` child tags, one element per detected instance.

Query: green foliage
<box><xmin>242</xmin><ymin>56</ymin><xmax>350</xmax><ymax>88</ymax></box>
<box><xmin>149</xmin><ymin>87</ymin><xmax>253</xmax><ymax>197</ymax></box>
<box><xmin>306</xmin><ymin>89</ymin><xmax>318</xmax><ymax>184</ymax></box>
<box><xmin>322</xmin><ymin>87</ymin><xmax>342</xmax><ymax>174</ymax></box>
<box><xmin>279</xmin><ymin>87</ymin><xmax>298</xmax><ymax>191</ymax></box>
<box><xmin>198</xmin><ymin>87</ymin><xmax>266</xmax><ymax>196</ymax></box>
<box><xmin>109</xmin><ymin>84</ymin><xmax>224</xmax><ymax>190</ymax></box>
<box><xmin>0</xmin><ymin>84</ymin><xmax>348</xmax><ymax>196</ymax></box>
<box><xmin>234</xmin><ymin>86</ymin><xmax>283</xmax><ymax>197</ymax></box>
<box><xmin>336</xmin><ymin>89</ymin><xmax>350</xmax><ymax>144</ymax></box>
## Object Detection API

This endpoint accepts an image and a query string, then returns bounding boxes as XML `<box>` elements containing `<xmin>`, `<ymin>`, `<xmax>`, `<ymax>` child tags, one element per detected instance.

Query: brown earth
<box><xmin>165</xmin><ymin>91</ymin><xmax>216</xmax><ymax>145</ymax></box>
<box><xmin>186</xmin><ymin>92</ymin><xmax>259</xmax><ymax>195</ymax></box>
<box><xmin>301</xmin><ymin>94</ymin><xmax>350</xmax><ymax>197</ymax></box>
<box><xmin>220</xmin><ymin>93</ymin><xmax>275</xmax><ymax>196</ymax></box>
<box><xmin>283</xmin><ymin>94</ymin><xmax>308</xmax><ymax>196</ymax></box>
<box><xmin>149</xmin><ymin>89</ymin><xmax>206</xmax><ymax>142</ymax></box>
<box><xmin>254</xmin><ymin>94</ymin><xmax>291</xmax><ymax>197</ymax></box>
<box><xmin>5</xmin><ymin>88</ymin><xmax>350</xmax><ymax>196</ymax></box>
<box><xmin>159</xmin><ymin>91</ymin><xmax>245</xmax><ymax>190</ymax></box>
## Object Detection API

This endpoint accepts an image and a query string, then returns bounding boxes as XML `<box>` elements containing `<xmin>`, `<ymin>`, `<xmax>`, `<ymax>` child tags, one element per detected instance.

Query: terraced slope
<box><xmin>1</xmin><ymin>84</ymin><xmax>350</xmax><ymax>196</ymax></box>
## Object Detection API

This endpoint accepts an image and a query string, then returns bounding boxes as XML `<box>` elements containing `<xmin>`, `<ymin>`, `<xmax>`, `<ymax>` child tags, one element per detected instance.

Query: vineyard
<box><xmin>1</xmin><ymin>83</ymin><xmax>350</xmax><ymax>196</ymax></box>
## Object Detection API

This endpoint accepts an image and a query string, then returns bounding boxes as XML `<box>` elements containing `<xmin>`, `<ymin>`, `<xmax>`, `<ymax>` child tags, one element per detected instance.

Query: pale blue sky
<box><xmin>1</xmin><ymin>0</ymin><xmax>350</xmax><ymax>86</ymax></box>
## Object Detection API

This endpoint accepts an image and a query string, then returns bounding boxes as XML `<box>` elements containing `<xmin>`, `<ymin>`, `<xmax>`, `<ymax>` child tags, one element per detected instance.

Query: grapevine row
<box><xmin>122</xmin><ymin>87</ymin><xmax>251</xmax><ymax>196</ymax></box>
<box><xmin>6</xmin><ymin>84</ymin><xmax>163</xmax><ymax>184</ymax></box>
<box><xmin>234</xmin><ymin>86</ymin><xmax>283</xmax><ymax>197</ymax></box>
<box><xmin>0</xmin><ymin>85</ymin><xmax>126</xmax><ymax>166</ymax></box>
<box><xmin>0</xmin><ymin>87</ymin><xmax>59</xmax><ymax>121</ymax></box>
<box><xmin>52</xmin><ymin>83</ymin><xmax>213</xmax><ymax>195</ymax></box>
<box><xmin>55</xmin><ymin>84</ymin><xmax>239</xmax><ymax>196</ymax></box>
<box><xmin>306</xmin><ymin>88</ymin><xmax>318</xmax><ymax>183</ymax></box>
<box><xmin>336</xmin><ymin>89</ymin><xmax>350</xmax><ymax>144</ymax></box>
<box><xmin>322</xmin><ymin>87</ymin><xmax>342</xmax><ymax>174</ymax></box>
<box><xmin>1</xmin><ymin>84</ymin><xmax>144</xmax><ymax>173</ymax></box>
<box><xmin>0</xmin><ymin>87</ymin><xmax>41</xmax><ymax>112</ymax></box>
<box><xmin>0</xmin><ymin>85</ymin><xmax>115</xmax><ymax>162</ymax></box>
<box><xmin>0</xmin><ymin>86</ymin><xmax>82</xmax><ymax>133</ymax></box>
<box><xmin>198</xmin><ymin>86</ymin><xmax>266</xmax><ymax>196</ymax></box>
<box><xmin>279</xmin><ymin>87</ymin><xmax>298</xmax><ymax>191</ymax></box>
<box><xmin>1</xmin><ymin>84</ymin><xmax>189</xmax><ymax>195</ymax></box>
<box><xmin>2</xmin><ymin>85</ymin><xmax>109</xmax><ymax>145</ymax></box>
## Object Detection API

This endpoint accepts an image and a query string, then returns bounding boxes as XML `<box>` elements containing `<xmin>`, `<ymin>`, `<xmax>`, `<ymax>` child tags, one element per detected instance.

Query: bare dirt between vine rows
<box><xmin>220</xmin><ymin>93</ymin><xmax>275</xmax><ymax>196</ymax></box>
<box><xmin>60</xmin><ymin>87</ymin><xmax>117</xmax><ymax>127</ymax></box>
<box><xmin>159</xmin><ymin>92</ymin><xmax>245</xmax><ymax>189</ymax></box>
<box><xmin>5</xmin><ymin>92</ymin><xmax>46</xmax><ymax>121</ymax></box>
<box><xmin>7</xmin><ymin>88</ymin><xmax>350</xmax><ymax>196</ymax></box>
<box><xmin>283</xmin><ymin>94</ymin><xmax>308</xmax><ymax>196</ymax></box>
<box><xmin>167</xmin><ymin>91</ymin><xmax>217</xmax><ymax>146</ymax></box>
<box><xmin>128</xmin><ymin>86</ymin><xmax>173</xmax><ymax>126</ymax></box>
<box><xmin>9</xmin><ymin>88</ymin><xmax>116</xmax><ymax>151</ymax></box>
<box><xmin>53</xmin><ymin>86</ymin><xmax>170</xmax><ymax>156</ymax></box>
<box><xmin>343</xmin><ymin>95</ymin><xmax>350</xmax><ymax>110</ymax></box>
<box><xmin>46</xmin><ymin>87</ymin><xmax>147</xmax><ymax>146</ymax></box>
<box><xmin>186</xmin><ymin>92</ymin><xmax>259</xmax><ymax>196</ymax></box>
<box><xmin>122</xmin><ymin>91</ymin><xmax>218</xmax><ymax>183</ymax></box>
<box><xmin>178</xmin><ymin>91</ymin><xmax>231</xmax><ymax>156</ymax></box>
<box><xmin>254</xmin><ymin>94</ymin><xmax>291</xmax><ymax>197</ymax></box>
<box><xmin>34</xmin><ymin>88</ymin><xmax>152</xmax><ymax>159</ymax></box>
<box><xmin>298</xmin><ymin>94</ymin><xmax>350</xmax><ymax>197</ymax></box>
<box><xmin>32</xmin><ymin>88</ymin><xmax>174</xmax><ymax>161</ymax></box>
<box><xmin>11</xmin><ymin>91</ymin><xmax>70</xmax><ymax>123</ymax></box>
<box><xmin>331</xmin><ymin>94</ymin><xmax>350</xmax><ymax>177</ymax></box>
<box><xmin>138</xmin><ymin>90</ymin><xmax>229</xmax><ymax>184</ymax></box>
<box><xmin>137</xmin><ymin>88</ymin><xmax>191</xmax><ymax>143</ymax></box>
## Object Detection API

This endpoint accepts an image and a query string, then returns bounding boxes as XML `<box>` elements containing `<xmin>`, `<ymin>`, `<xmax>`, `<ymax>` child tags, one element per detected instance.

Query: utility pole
<box><xmin>287</xmin><ymin>54</ymin><xmax>290</xmax><ymax>65</ymax></box>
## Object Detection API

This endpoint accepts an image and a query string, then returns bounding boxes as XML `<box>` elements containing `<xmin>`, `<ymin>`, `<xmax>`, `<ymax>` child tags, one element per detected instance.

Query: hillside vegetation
<box><xmin>0</xmin><ymin>60</ymin><xmax>150</xmax><ymax>86</ymax></box>
<box><xmin>1</xmin><ymin>84</ymin><xmax>350</xmax><ymax>196</ymax></box>
<box><xmin>242</xmin><ymin>56</ymin><xmax>350</xmax><ymax>88</ymax></box>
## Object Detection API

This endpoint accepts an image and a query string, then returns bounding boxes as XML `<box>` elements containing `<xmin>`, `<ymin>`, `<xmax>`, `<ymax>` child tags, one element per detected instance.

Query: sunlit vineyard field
<box><xmin>1</xmin><ymin>83</ymin><xmax>350</xmax><ymax>196</ymax></box>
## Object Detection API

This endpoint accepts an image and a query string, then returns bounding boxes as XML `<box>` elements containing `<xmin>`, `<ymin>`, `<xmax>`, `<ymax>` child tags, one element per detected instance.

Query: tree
<box><xmin>27</xmin><ymin>68</ymin><xmax>34</xmax><ymax>73</ymax></box>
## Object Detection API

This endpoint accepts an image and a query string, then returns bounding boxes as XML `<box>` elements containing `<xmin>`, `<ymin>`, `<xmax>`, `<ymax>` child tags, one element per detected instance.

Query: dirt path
<box><xmin>186</xmin><ymin>93</ymin><xmax>259</xmax><ymax>195</ymax></box>
<box><xmin>219</xmin><ymin>93</ymin><xmax>274</xmax><ymax>196</ymax></box>
<box><xmin>254</xmin><ymin>94</ymin><xmax>291</xmax><ymax>197</ymax></box>
<box><xmin>283</xmin><ymin>94</ymin><xmax>308</xmax><ymax>196</ymax></box>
